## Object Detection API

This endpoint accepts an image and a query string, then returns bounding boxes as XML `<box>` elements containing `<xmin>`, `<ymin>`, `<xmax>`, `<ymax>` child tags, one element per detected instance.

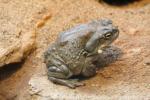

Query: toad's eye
<box><xmin>104</xmin><ymin>32</ymin><xmax>112</xmax><ymax>39</ymax></box>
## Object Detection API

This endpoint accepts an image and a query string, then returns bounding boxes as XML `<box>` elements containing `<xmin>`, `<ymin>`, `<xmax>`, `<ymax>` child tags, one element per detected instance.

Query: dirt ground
<box><xmin>0</xmin><ymin>0</ymin><xmax>150</xmax><ymax>100</ymax></box>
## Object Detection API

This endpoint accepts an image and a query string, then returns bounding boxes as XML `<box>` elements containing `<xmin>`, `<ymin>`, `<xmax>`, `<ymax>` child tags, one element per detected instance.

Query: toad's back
<box><xmin>44</xmin><ymin>23</ymin><xmax>96</xmax><ymax>74</ymax></box>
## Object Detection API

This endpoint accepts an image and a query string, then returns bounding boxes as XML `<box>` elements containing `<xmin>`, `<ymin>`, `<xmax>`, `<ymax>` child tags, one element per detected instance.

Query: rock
<box><xmin>145</xmin><ymin>62</ymin><xmax>150</xmax><ymax>66</ymax></box>
<box><xmin>28</xmin><ymin>75</ymin><xmax>103</xmax><ymax>100</ymax></box>
<box><xmin>0</xmin><ymin>1</ymin><xmax>37</xmax><ymax>67</ymax></box>
<box><xmin>0</xmin><ymin>30</ymin><xmax>36</xmax><ymax>67</ymax></box>
<box><xmin>128</xmin><ymin>27</ymin><xmax>140</xmax><ymax>35</ymax></box>
<box><xmin>0</xmin><ymin>95</ymin><xmax>6</xmax><ymax>100</ymax></box>
<box><xmin>28</xmin><ymin>74</ymin><xmax>149</xmax><ymax>100</ymax></box>
<box><xmin>144</xmin><ymin>58</ymin><xmax>150</xmax><ymax>66</ymax></box>
<box><xmin>125</xmin><ymin>47</ymin><xmax>142</xmax><ymax>57</ymax></box>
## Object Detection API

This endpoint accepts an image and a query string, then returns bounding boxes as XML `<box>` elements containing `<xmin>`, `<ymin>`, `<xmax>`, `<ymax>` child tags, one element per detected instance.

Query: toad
<box><xmin>44</xmin><ymin>19</ymin><xmax>119</xmax><ymax>88</ymax></box>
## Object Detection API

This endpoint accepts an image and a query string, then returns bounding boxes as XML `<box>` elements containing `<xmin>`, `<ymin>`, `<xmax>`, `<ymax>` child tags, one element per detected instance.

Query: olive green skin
<box><xmin>44</xmin><ymin>19</ymin><xmax>119</xmax><ymax>88</ymax></box>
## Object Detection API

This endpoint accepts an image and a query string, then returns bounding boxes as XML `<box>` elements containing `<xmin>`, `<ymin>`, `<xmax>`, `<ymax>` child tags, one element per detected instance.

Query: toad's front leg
<box><xmin>82</xmin><ymin>57</ymin><xmax>97</xmax><ymax>77</ymax></box>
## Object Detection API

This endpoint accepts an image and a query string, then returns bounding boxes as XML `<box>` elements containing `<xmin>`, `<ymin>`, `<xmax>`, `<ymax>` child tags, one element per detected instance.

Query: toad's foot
<box><xmin>48</xmin><ymin>77</ymin><xmax>85</xmax><ymax>89</ymax></box>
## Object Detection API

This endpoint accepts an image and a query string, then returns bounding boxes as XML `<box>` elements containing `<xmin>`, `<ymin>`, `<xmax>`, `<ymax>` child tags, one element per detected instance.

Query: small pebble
<box><xmin>144</xmin><ymin>62</ymin><xmax>150</xmax><ymax>66</ymax></box>
<box><xmin>36</xmin><ymin>20</ymin><xmax>45</xmax><ymax>28</ymax></box>
<box><xmin>43</xmin><ymin>13</ymin><xmax>52</xmax><ymax>21</ymax></box>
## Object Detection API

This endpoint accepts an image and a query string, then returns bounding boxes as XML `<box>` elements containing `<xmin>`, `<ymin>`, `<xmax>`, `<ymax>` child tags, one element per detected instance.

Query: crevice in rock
<box><xmin>99</xmin><ymin>0</ymin><xmax>141</xmax><ymax>6</ymax></box>
<box><xmin>0</xmin><ymin>61</ymin><xmax>25</xmax><ymax>81</ymax></box>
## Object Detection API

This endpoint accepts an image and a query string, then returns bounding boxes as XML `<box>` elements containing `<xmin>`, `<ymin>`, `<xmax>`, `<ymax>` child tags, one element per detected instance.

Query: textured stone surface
<box><xmin>0</xmin><ymin>0</ymin><xmax>150</xmax><ymax>100</ymax></box>
<box><xmin>27</xmin><ymin>0</ymin><xmax>150</xmax><ymax>99</ymax></box>
<box><xmin>0</xmin><ymin>31</ymin><xmax>36</xmax><ymax>67</ymax></box>
<box><xmin>0</xmin><ymin>0</ymin><xmax>37</xmax><ymax>67</ymax></box>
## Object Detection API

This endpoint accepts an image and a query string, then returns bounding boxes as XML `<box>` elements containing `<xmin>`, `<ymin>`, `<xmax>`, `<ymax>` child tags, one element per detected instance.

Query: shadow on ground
<box><xmin>94</xmin><ymin>46</ymin><xmax>122</xmax><ymax>68</ymax></box>
<box><xmin>72</xmin><ymin>46</ymin><xmax>122</xmax><ymax>81</ymax></box>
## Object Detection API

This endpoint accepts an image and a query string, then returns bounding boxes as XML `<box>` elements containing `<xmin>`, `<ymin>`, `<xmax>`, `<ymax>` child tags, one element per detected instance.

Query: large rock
<box><xmin>28</xmin><ymin>71</ymin><xmax>149</xmax><ymax>100</ymax></box>
<box><xmin>28</xmin><ymin>46</ymin><xmax>149</xmax><ymax>100</ymax></box>
<box><xmin>27</xmin><ymin>0</ymin><xmax>150</xmax><ymax>99</ymax></box>
<box><xmin>0</xmin><ymin>0</ymin><xmax>43</xmax><ymax>67</ymax></box>
<box><xmin>0</xmin><ymin>30</ymin><xmax>36</xmax><ymax>67</ymax></box>
<box><xmin>1</xmin><ymin>0</ymin><xmax>150</xmax><ymax>99</ymax></box>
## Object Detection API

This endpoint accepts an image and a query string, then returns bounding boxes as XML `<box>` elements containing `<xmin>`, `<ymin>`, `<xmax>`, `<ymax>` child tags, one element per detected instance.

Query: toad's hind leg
<box><xmin>48</xmin><ymin>66</ymin><xmax>85</xmax><ymax>89</ymax></box>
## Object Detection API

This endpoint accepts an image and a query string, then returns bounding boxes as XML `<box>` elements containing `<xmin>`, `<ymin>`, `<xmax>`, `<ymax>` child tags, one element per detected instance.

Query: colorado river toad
<box><xmin>44</xmin><ymin>19</ymin><xmax>119</xmax><ymax>88</ymax></box>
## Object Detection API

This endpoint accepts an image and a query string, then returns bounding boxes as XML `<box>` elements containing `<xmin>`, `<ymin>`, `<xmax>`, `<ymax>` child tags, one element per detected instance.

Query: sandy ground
<box><xmin>0</xmin><ymin>0</ymin><xmax>150</xmax><ymax>100</ymax></box>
